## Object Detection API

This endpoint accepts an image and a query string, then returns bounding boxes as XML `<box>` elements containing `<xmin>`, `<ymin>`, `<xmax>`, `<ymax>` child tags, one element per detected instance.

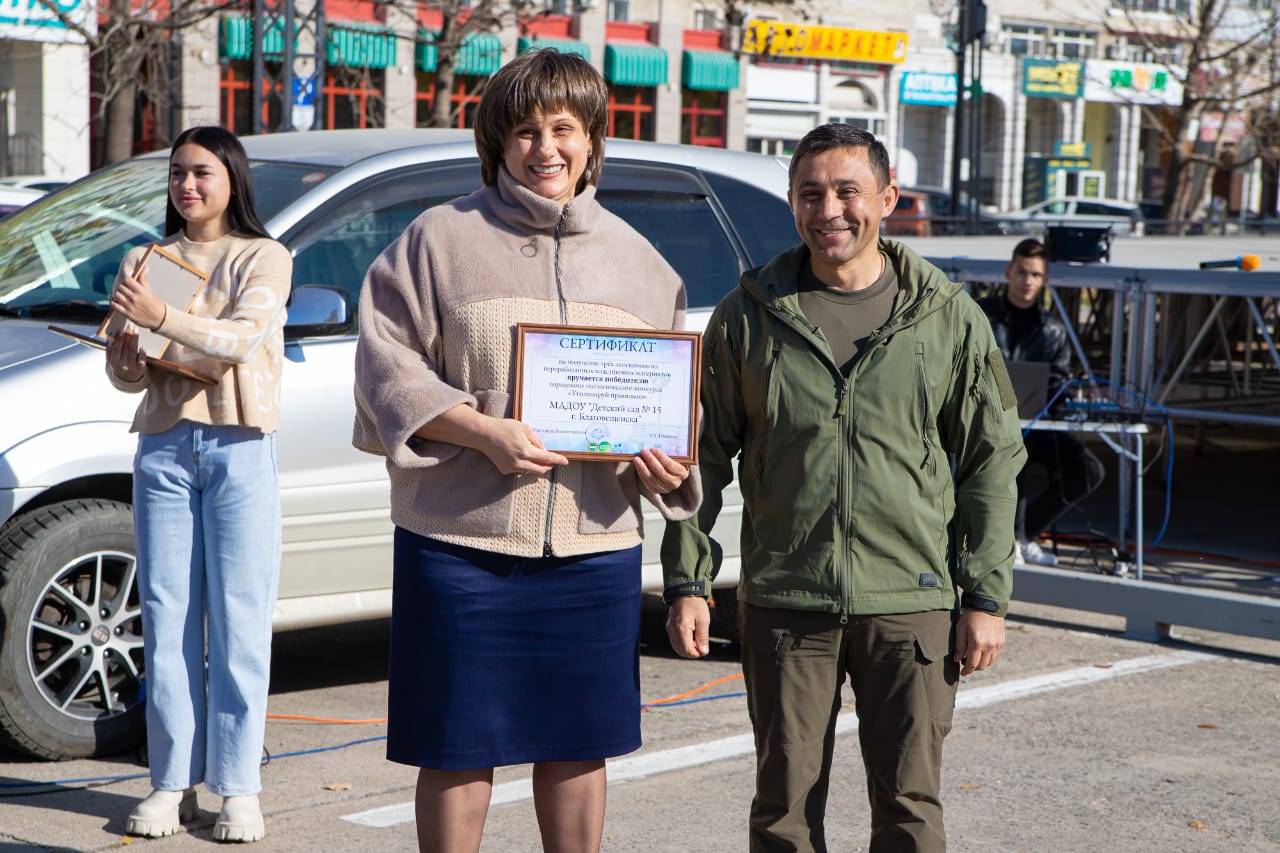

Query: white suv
<box><xmin>0</xmin><ymin>129</ymin><xmax>794</xmax><ymax>759</ymax></box>
<box><xmin>996</xmin><ymin>195</ymin><xmax>1146</xmax><ymax>238</ymax></box>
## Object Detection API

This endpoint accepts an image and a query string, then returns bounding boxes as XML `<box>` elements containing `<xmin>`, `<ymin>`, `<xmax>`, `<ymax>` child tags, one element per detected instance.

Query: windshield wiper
<box><xmin>20</xmin><ymin>302</ymin><xmax>109</xmax><ymax>321</ymax></box>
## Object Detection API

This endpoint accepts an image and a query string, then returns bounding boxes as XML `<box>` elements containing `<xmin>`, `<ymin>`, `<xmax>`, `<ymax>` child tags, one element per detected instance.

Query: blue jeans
<box><xmin>134</xmin><ymin>420</ymin><xmax>280</xmax><ymax>796</ymax></box>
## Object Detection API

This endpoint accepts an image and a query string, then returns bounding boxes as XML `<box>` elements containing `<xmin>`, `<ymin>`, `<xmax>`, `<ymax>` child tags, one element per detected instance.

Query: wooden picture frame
<box><xmin>49</xmin><ymin>244</ymin><xmax>218</xmax><ymax>385</ymax></box>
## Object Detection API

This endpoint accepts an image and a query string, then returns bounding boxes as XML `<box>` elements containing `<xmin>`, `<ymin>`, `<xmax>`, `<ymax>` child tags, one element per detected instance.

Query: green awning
<box><xmin>517</xmin><ymin>36</ymin><xmax>590</xmax><ymax>60</ymax></box>
<box><xmin>417</xmin><ymin>31</ymin><xmax>502</xmax><ymax>76</ymax></box>
<box><xmin>682</xmin><ymin>49</ymin><xmax>738</xmax><ymax>91</ymax></box>
<box><xmin>604</xmin><ymin>42</ymin><xmax>667</xmax><ymax>87</ymax></box>
<box><xmin>220</xmin><ymin>16</ymin><xmax>394</xmax><ymax>68</ymax></box>
<box><xmin>220</xmin><ymin>15</ymin><xmax>285</xmax><ymax>61</ymax></box>
<box><xmin>327</xmin><ymin>23</ymin><xmax>397</xmax><ymax>69</ymax></box>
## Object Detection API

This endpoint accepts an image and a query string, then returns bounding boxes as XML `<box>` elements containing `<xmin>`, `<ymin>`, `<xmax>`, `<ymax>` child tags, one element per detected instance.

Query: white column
<box><xmin>725</xmin><ymin>53</ymin><xmax>748</xmax><ymax>150</ymax></box>
<box><xmin>179</xmin><ymin>19</ymin><xmax>223</xmax><ymax>130</ymax></box>
<box><xmin>14</xmin><ymin>42</ymin><xmax>91</xmax><ymax>178</ymax></box>
<box><xmin>653</xmin><ymin>16</ymin><xmax>684</xmax><ymax>145</ymax></box>
<box><xmin>1008</xmin><ymin>89</ymin><xmax>1026</xmax><ymax>210</ymax></box>
<box><xmin>1069</xmin><ymin>97</ymin><xmax>1084</xmax><ymax>142</ymax></box>
<box><xmin>382</xmin><ymin>3</ymin><xmax>419</xmax><ymax>129</ymax></box>
<box><xmin>1124</xmin><ymin>103</ymin><xmax>1142</xmax><ymax>201</ymax></box>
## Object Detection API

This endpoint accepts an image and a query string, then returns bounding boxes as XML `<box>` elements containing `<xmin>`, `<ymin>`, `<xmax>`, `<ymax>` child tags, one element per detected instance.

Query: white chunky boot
<box><xmin>126</xmin><ymin>787</ymin><xmax>198</xmax><ymax>837</ymax></box>
<box><xmin>213</xmin><ymin>794</ymin><xmax>266</xmax><ymax>843</ymax></box>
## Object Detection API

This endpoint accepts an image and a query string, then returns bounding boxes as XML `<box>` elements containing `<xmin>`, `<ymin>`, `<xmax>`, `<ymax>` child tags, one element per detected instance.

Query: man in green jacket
<box><xmin>662</xmin><ymin>123</ymin><xmax>1026</xmax><ymax>853</ymax></box>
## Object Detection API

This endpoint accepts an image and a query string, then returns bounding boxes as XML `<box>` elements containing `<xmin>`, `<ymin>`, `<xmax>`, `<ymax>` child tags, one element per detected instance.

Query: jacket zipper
<box><xmin>542</xmin><ymin>213</ymin><xmax>569</xmax><ymax>558</ymax></box>
<box><xmin>916</xmin><ymin>342</ymin><xmax>937</xmax><ymax>478</ymax></box>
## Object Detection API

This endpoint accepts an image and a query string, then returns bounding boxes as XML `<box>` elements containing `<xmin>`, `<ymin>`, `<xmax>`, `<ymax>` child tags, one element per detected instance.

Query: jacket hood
<box><xmin>739</xmin><ymin>238</ymin><xmax>964</xmax><ymax>329</ymax></box>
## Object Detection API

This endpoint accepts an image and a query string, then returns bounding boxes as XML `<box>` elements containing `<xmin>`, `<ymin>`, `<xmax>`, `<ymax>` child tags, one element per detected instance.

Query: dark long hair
<box><xmin>164</xmin><ymin>126</ymin><xmax>270</xmax><ymax>239</ymax></box>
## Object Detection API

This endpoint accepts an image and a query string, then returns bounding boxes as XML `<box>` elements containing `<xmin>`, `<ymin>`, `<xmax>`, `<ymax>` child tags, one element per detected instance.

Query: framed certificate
<box><xmin>48</xmin><ymin>243</ymin><xmax>218</xmax><ymax>385</ymax></box>
<box><xmin>514</xmin><ymin>324</ymin><xmax>702</xmax><ymax>463</ymax></box>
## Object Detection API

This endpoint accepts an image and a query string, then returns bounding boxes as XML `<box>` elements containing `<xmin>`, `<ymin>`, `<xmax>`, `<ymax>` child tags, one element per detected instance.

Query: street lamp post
<box><xmin>949</xmin><ymin>0</ymin><xmax>986</xmax><ymax>233</ymax></box>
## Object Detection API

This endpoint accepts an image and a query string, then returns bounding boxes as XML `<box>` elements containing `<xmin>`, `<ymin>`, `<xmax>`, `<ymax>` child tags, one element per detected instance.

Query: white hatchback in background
<box><xmin>0</xmin><ymin>185</ymin><xmax>45</xmax><ymax>219</ymax></box>
<box><xmin>0</xmin><ymin>129</ymin><xmax>794</xmax><ymax>760</ymax></box>
<box><xmin>996</xmin><ymin>195</ymin><xmax>1146</xmax><ymax>238</ymax></box>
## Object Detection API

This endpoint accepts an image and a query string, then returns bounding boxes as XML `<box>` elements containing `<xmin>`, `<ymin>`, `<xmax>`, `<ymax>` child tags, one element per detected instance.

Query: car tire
<box><xmin>0</xmin><ymin>499</ymin><xmax>145</xmax><ymax>760</ymax></box>
<box><xmin>711</xmin><ymin>585</ymin><xmax>741</xmax><ymax>645</ymax></box>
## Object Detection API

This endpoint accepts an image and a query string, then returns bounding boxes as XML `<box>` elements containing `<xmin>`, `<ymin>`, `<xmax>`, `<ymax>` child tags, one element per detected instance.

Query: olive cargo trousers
<box><xmin>740</xmin><ymin>605</ymin><xmax>960</xmax><ymax>853</ymax></box>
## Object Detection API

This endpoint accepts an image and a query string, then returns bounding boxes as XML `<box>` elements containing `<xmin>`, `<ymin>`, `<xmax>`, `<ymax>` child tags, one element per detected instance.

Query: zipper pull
<box><xmin>836</xmin><ymin>385</ymin><xmax>848</xmax><ymax>418</ymax></box>
<box><xmin>543</xmin><ymin>541</ymin><xmax>553</xmax><ymax>558</ymax></box>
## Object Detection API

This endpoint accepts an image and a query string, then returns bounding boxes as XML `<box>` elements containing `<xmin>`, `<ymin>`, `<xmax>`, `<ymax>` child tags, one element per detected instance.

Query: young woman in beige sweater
<box><xmin>106</xmin><ymin>125</ymin><xmax>291</xmax><ymax>844</ymax></box>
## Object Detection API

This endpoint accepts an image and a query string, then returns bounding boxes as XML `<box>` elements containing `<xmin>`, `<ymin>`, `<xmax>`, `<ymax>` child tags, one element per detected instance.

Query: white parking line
<box><xmin>341</xmin><ymin>650</ymin><xmax>1208</xmax><ymax>829</ymax></box>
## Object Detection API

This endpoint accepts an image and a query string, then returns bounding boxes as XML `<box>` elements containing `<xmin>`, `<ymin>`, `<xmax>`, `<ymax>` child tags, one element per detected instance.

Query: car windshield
<box><xmin>0</xmin><ymin>158</ymin><xmax>333</xmax><ymax>318</ymax></box>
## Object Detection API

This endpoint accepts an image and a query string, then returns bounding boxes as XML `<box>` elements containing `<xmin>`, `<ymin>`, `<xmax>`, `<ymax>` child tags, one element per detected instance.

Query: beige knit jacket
<box><xmin>353</xmin><ymin>168</ymin><xmax>702</xmax><ymax>558</ymax></box>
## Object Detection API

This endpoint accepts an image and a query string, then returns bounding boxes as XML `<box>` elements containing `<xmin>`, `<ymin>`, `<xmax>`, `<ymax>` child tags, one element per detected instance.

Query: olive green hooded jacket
<box><xmin>662</xmin><ymin>239</ymin><xmax>1026</xmax><ymax>617</ymax></box>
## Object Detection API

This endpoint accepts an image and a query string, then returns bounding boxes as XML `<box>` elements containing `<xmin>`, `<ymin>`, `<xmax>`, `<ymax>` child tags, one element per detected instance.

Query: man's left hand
<box><xmin>954</xmin><ymin>610</ymin><xmax>1005</xmax><ymax>677</ymax></box>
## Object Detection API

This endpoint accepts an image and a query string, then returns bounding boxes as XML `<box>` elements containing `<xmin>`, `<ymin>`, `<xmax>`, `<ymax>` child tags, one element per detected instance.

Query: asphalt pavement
<box><xmin>1</xmin><ymin>233</ymin><xmax>1277</xmax><ymax>852</ymax></box>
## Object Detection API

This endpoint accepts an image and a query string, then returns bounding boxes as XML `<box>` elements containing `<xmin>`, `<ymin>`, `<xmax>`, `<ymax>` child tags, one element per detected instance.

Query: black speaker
<box><xmin>1045</xmin><ymin>225</ymin><xmax>1111</xmax><ymax>264</ymax></box>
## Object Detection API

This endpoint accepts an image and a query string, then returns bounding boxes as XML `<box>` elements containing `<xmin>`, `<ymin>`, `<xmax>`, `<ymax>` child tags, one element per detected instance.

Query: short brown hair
<box><xmin>1011</xmin><ymin>237</ymin><xmax>1048</xmax><ymax>262</ymax></box>
<box><xmin>473</xmin><ymin>49</ymin><xmax>608</xmax><ymax>191</ymax></box>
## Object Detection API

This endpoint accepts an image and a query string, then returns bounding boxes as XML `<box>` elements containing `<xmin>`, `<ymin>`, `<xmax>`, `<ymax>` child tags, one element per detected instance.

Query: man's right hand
<box><xmin>665</xmin><ymin>596</ymin><xmax>711</xmax><ymax>658</ymax></box>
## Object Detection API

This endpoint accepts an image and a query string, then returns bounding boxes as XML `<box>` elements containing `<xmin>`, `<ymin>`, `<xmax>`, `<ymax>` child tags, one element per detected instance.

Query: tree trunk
<box><xmin>430</xmin><ymin>62</ymin><xmax>457</xmax><ymax>128</ymax></box>
<box><xmin>102</xmin><ymin>0</ymin><xmax>138</xmax><ymax>165</ymax></box>
<box><xmin>428</xmin><ymin>1</ymin><xmax>459</xmax><ymax>129</ymax></box>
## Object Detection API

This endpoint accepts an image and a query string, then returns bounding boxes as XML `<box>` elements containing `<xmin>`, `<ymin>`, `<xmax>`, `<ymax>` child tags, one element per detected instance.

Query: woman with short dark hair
<box><xmin>353</xmin><ymin>49</ymin><xmax>699</xmax><ymax>852</ymax></box>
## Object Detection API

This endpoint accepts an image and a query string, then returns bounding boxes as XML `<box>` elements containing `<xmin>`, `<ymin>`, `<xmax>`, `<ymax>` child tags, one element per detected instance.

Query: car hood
<box><xmin>0</xmin><ymin>319</ymin><xmax>137</xmax><ymax>454</ymax></box>
<box><xmin>0</xmin><ymin>319</ymin><xmax>87</xmax><ymax>368</ymax></box>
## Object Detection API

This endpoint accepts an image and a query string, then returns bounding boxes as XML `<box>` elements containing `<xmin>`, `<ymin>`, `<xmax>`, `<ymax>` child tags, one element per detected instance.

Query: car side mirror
<box><xmin>285</xmin><ymin>284</ymin><xmax>352</xmax><ymax>339</ymax></box>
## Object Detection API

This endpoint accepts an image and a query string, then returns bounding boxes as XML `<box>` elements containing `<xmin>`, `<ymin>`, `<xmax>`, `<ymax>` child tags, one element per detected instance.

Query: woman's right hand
<box><xmin>106</xmin><ymin>327</ymin><xmax>146</xmax><ymax>383</ymax></box>
<box><xmin>477</xmin><ymin>417</ymin><xmax>569</xmax><ymax>476</ymax></box>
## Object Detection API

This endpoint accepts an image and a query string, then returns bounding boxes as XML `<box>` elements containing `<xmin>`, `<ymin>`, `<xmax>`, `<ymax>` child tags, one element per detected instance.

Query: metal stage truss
<box><xmin>925</xmin><ymin>256</ymin><xmax>1280</xmax><ymax>430</ymax></box>
<box><xmin>924</xmin><ymin>254</ymin><xmax>1280</xmax><ymax>643</ymax></box>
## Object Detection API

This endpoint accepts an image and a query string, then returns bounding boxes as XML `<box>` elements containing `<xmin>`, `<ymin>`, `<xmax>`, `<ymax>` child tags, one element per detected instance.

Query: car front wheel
<box><xmin>0</xmin><ymin>499</ymin><xmax>145</xmax><ymax>759</ymax></box>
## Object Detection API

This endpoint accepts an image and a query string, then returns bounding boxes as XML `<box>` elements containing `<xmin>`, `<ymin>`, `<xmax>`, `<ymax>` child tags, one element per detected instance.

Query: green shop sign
<box><xmin>1022</xmin><ymin>58</ymin><xmax>1084</xmax><ymax>99</ymax></box>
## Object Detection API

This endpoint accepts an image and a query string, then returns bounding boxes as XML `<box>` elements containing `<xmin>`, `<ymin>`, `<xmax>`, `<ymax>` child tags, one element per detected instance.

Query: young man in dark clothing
<box><xmin>978</xmin><ymin>238</ymin><xmax>1106</xmax><ymax>565</ymax></box>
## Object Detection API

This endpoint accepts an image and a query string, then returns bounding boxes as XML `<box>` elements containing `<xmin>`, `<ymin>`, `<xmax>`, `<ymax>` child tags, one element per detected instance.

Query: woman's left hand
<box><xmin>632</xmin><ymin>447</ymin><xmax>690</xmax><ymax>495</ymax></box>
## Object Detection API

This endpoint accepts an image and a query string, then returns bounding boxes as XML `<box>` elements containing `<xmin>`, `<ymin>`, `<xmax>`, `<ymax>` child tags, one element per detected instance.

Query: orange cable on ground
<box><xmin>645</xmin><ymin>673</ymin><xmax>744</xmax><ymax>706</ymax></box>
<box><xmin>266</xmin><ymin>714</ymin><xmax>388</xmax><ymax>724</ymax></box>
<box><xmin>265</xmin><ymin>674</ymin><xmax>748</xmax><ymax>722</ymax></box>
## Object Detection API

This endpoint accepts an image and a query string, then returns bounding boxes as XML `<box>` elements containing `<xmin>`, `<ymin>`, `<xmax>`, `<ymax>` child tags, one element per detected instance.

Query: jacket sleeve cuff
<box><xmin>960</xmin><ymin>591</ymin><xmax>1007</xmax><ymax>617</ymax></box>
<box><xmin>663</xmin><ymin>580</ymin><xmax>711</xmax><ymax>604</ymax></box>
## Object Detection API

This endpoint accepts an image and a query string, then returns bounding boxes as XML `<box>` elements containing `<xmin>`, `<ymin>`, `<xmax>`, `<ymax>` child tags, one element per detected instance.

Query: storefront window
<box><xmin>219</xmin><ymin>60</ymin><xmax>283</xmax><ymax>135</ymax></box>
<box><xmin>607</xmin><ymin>86</ymin><xmax>655</xmax><ymax>140</ymax></box>
<box><xmin>325</xmin><ymin>67</ymin><xmax>385</xmax><ymax>130</ymax></box>
<box><xmin>831</xmin><ymin>115</ymin><xmax>885</xmax><ymax>138</ymax></box>
<box><xmin>415</xmin><ymin>73</ymin><xmax>487</xmax><ymax>128</ymax></box>
<box><xmin>1002</xmin><ymin>24</ymin><xmax>1047</xmax><ymax>57</ymax></box>
<box><xmin>1052</xmin><ymin>28</ymin><xmax>1096</xmax><ymax>60</ymax></box>
<box><xmin>680</xmin><ymin>90</ymin><xmax>727</xmax><ymax>147</ymax></box>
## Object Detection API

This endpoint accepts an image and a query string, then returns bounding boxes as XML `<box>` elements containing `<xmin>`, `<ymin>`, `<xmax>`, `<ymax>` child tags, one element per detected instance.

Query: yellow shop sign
<box><xmin>741</xmin><ymin>19</ymin><xmax>908</xmax><ymax>64</ymax></box>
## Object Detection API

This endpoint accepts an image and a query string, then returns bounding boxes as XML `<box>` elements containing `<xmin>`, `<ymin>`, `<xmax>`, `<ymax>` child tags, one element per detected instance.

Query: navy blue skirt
<box><xmin>386</xmin><ymin>529</ymin><xmax>643</xmax><ymax>770</ymax></box>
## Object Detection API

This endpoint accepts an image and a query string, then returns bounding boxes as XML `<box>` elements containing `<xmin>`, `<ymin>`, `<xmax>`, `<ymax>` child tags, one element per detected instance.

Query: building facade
<box><xmin>3</xmin><ymin>0</ymin><xmax>1272</xmax><ymax>218</ymax></box>
<box><xmin>0</xmin><ymin>0</ymin><xmax>92</xmax><ymax>180</ymax></box>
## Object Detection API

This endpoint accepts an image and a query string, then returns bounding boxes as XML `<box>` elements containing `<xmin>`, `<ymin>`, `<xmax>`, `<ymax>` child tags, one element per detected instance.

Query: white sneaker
<box><xmin>214</xmin><ymin>794</ymin><xmax>265</xmax><ymax>843</ymax></box>
<box><xmin>126</xmin><ymin>787</ymin><xmax>198</xmax><ymax>838</ymax></box>
<box><xmin>1020</xmin><ymin>540</ymin><xmax>1059</xmax><ymax>567</ymax></box>
<box><xmin>1012</xmin><ymin>540</ymin><xmax>1026</xmax><ymax>567</ymax></box>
